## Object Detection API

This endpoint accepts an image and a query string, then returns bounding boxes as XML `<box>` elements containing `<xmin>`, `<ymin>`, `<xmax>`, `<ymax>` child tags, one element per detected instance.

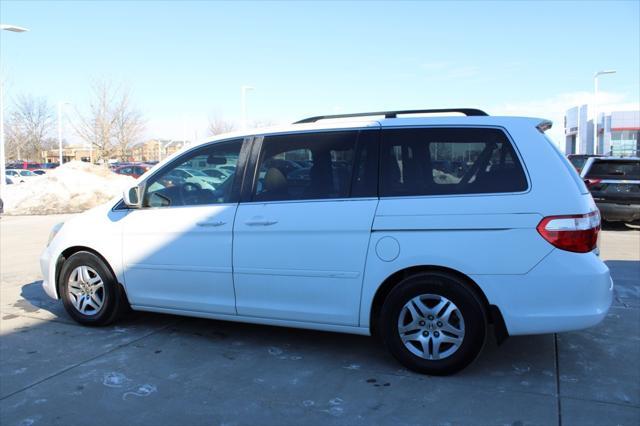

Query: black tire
<box><xmin>380</xmin><ymin>272</ymin><xmax>487</xmax><ymax>375</ymax></box>
<box><xmin>59</xmin><ymin>251</ymin><xmax>124</xmax><ymax>326</ymax></box>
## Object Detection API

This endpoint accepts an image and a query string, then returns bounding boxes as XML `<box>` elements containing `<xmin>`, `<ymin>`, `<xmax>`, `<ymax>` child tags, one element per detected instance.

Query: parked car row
<box><xmin>6</xmin><ymin>161</ymin><xmax>59</xmax><ymax>170</ymax></box>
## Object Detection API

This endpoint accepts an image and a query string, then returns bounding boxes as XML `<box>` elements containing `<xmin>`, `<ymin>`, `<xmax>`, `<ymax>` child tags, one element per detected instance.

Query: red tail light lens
<box><xmin>584</xmin><ymin>178</ymin><xmax>602</xmax><ymax>188</ymax></box>
<box><xmin>536</xmin><ymin>211</ymin><xmax>600</xmax><ymax>253</ymax></box>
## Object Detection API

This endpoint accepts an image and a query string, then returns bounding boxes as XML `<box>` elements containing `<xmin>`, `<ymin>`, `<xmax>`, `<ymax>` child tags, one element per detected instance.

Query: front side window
<box><xmin>380</xmin><ymin>127</ymin><xmax>528</xmax><ymax>197</ymax></box>
<box><xmin>143</xmin><ymin>139</ymin><xmax>242</xmax><ymax>207</ymax></box>
<box><xmin>252</xmin><ymin>131</ymin><xmax>358</xmax><ymax>202</ymax></box>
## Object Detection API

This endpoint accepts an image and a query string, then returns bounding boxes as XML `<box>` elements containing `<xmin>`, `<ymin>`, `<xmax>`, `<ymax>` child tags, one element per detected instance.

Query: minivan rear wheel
<box><xmin>59</xmin><ymin>251</ymin><xmax>124</xmax><ymax>326</ymax></box>
<box><xmin>380</xmin><ymin>272</ymin><xmax>486</xmax><ymax>375</ymax></box>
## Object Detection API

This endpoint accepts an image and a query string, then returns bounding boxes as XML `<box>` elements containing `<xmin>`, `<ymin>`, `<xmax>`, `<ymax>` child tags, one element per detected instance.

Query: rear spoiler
<box><xmin>536</xmin><ymin>120</ymin><xmax>553</xmax><ymax>133</ymax></box>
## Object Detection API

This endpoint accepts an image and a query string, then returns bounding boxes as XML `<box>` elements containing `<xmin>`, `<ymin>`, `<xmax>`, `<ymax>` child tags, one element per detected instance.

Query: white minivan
<box><xmin>40</xmin><ymin>109</ymin><xmax>612</xmax><ymax>375</ymax></box>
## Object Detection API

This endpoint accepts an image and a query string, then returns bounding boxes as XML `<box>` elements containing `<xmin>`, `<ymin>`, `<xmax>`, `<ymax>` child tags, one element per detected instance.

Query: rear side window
<box><xmin>252</xmin><ymin>131</ymin><xmax>357</xmax><ymax>202</ymax></box>
<box><xmin>380</xmin><ymin>127</ymin><xmax>527</xmax><ymax>196</ymax></box>
<box><xmin>585</xmin><ymin>160</ymin><xmax>640</xmax><ymax>180</ymax></box>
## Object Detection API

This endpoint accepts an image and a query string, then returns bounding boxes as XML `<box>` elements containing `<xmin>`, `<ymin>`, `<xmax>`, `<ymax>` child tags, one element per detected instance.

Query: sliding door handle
<box><xmin>244</xmin><ymin>219</ymin><xmax>278</xmax><ymax>226</ymax></box>
<box><xmin>196</xmin><ymin>221</ymin><xmax>226</xmax><ymax>227</ymax></box>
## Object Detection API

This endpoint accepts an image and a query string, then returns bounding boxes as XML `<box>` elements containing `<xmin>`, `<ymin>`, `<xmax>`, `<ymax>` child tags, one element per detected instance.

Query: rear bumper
<box><xmin>596</xmin><ymin>201</ymin><xmax>640</xmax><ymax>223</ymax></box>
<box><xmin>472</xmin><ymin>249</ymin><xmax>612</xmax><ymax>335</ymax></box>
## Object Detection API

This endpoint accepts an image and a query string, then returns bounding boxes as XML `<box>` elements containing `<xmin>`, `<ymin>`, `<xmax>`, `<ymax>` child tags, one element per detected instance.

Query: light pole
<box><xmin>0</xmin><ymin>24</ymin><xmax>29</xmax><ymax>195</ymax></box>
<box><xmin>593</xmin><ymin>70</ymin><xmax>616</xmax><ymax>155</ymax></box>
<box><xmin>57</xmin><ymin>101</ymin><xmax>70</xmax><ymax>165</ymax></box>
<box><xmin>240</xmin><ymin>85</ymin><xmax>254</xmax><ymax>130</ymax></box>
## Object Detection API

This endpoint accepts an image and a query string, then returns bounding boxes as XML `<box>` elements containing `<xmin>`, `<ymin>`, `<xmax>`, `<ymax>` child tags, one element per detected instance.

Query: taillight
<box><xmin>536</xmin><ymin>211</ymin><xmax>600</xmax><ymax>253</ymax></box>
<box><xmin>584</xmin><ymin>178</ymin><xmax>602</xmax><ymax>188</ymax></box>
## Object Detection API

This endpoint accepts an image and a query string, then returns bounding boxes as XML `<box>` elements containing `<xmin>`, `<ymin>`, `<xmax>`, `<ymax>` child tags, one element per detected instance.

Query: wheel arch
<box><xmin>368</xmin><ymin>265</ymin><xmax>508</xmax><ymax>344</ymax></box>
<box><xmin>55</xmin><ymin>246</ymin><xmax>126</xmax><ymax>301</ymax></box>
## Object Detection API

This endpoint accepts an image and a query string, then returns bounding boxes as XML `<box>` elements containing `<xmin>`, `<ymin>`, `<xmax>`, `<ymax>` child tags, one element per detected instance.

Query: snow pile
<box><xmin>2</xmin><ymin>161</ymin><xmax>135</xmax><ymax>215</ymax></box>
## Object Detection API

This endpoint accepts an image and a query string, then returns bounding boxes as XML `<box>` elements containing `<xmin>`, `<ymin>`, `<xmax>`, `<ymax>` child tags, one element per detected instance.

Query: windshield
<box><xmin>585</xmin><ymin>160</ymin><xmax>640</xmax><ymax>180</ymax></box>
<box><xmin>20</xmin><ymin>170</ymin><xmax>36</xmax><ymax>176</ymax></box>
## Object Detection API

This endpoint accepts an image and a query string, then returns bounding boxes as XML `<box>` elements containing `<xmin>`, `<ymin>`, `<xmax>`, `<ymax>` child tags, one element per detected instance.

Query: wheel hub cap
<box><xmin>397</xmin><ymin>294</ymin><xmax>465</xmax><ymax>360</ymax></box>
<box><xmin>67</xmin><ymin>265</ymin><xmax>105</xmax><ymax>316</ymax></box>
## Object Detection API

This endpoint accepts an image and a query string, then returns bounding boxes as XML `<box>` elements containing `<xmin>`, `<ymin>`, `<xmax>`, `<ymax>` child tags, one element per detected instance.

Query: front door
<box><xmin>233</xmin><ymin>129</ymin><xmax>379</xmax><ymax>326</ymax></box>
<box><xmin>121</xmin><ymin>138</ymin><xmax>246</xmax><ymax>314</ymax></box>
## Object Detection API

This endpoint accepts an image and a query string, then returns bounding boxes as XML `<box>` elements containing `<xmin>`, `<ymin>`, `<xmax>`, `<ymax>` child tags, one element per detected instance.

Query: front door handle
<box><xmin>196</xmin><ymin>221</ymin><xmax>226</xmax><ymax>227</ymax></box>
<box><xmin>244</xmin><ymin>219</ymin><xmax>278</xmax><ymax>226</ymax></box>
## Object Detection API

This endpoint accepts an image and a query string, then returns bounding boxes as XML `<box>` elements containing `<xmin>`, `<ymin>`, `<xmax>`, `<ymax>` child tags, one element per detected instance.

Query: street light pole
<box><xmin>0</xmin><ymin>24</ymin><xmax>29</xmax><ymax>195</ymax></box>
<box><xmin>240</xmin><ymin>85</ymin><xmax>254</xmax><ymax>130</ymax></box>
<box><xmin>57</xmin><ymin>101</ymin><xmax>70</xmax><ymax>165</ymax></box>
<box><xmin>593</xmin><ymin>70</ymin><xmax>616</xmax><ymax>155</ymax></box>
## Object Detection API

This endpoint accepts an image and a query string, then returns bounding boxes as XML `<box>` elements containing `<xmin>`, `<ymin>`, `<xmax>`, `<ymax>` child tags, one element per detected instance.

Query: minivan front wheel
<box><xmin>380</xmin><ymin>272</ymin><xmax>486</xmax><ymax>375</ymax></box>
<box><xmin>59</xmin><ymin>251</ymin><xmax>124</xmax><ymax>326</ymax></box>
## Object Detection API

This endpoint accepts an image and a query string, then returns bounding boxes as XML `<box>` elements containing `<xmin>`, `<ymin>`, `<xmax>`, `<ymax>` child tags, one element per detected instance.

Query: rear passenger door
<box><xmin>233</xmin><ymin>129</ymin><xmax>379</xmax><ymax>326</ymax></box>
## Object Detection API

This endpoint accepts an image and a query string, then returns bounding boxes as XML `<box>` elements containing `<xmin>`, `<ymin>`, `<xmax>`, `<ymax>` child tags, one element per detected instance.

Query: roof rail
<box><xmin>294</xmin><ymin>108</ymin><xmax>488</xmax><ymax>124</ymax></box>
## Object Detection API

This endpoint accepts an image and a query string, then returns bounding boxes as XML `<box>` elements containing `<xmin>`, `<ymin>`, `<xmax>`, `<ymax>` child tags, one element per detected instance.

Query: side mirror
<box><xmin>123</xmin><ymin>185</ymin><xmax>143</xmax><ymax>208</ymax></box>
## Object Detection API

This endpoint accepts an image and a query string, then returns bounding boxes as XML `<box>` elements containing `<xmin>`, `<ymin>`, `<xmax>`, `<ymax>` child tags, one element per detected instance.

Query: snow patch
<box><xmin>2</xmin><ymin>161</ymin><xmax>135</xmax><ymax>215</ymax></box>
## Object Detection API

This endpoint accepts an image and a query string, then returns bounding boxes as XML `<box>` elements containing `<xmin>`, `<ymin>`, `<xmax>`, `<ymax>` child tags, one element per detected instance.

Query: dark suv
<box><xmin>581</xmin><ymin>157</ymin><xmax>640</xmax><ymax>224</ymax></box>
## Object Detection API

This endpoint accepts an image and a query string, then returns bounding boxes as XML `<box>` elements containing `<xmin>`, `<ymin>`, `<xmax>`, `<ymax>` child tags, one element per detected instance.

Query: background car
<box><xmin>202</xmin><ymin>167</ymin><xmax>232</xmax><ymax>184</ymax></box>
<box><xmin>5</xmin><ymin>169</ymin><xmax>38</xmax><ymax>183</ymax></box>
<box><xmin>568</xmin><ymin>154</ymin><xmax>604</xmax><ymax>173</ymax></box>
<box><xmin>113</xmin><ymin>164</ymin><xmax>152</xmax><ymax>178</ymax></box>
<box><xmin>32</xmin><ymin>169</ymin><xmax>47</xmax><ymax>175</ymax></box>
<box><xmin>581</xmin><ymin>156</ymin><xmax>640</xmax><ymax>225</ymax></box>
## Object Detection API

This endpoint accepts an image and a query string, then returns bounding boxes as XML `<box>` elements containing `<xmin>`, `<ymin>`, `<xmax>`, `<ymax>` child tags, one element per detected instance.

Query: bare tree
<box><xmin>5</xmin><ymin>95</ymin><xmax>55</xmax><ymax>161</ymax></box>
<box><xmin>207</xmin><ymin>117</ymin><xmax>235</xmax><ymax>136</ymax></box>
<box><xmin>73</xmin><ymin>80</ymin><xmax>145</xmax><ymax>162</ymax></box>
<box><xmin>249</xmin><ymin>119</ymin><xmax>275</xmax><ymax>129</ymax></box>
<box><xmin>113</xmin><ymin>90</ymin><xmax>145</xmax><ymax>161</ymax></box>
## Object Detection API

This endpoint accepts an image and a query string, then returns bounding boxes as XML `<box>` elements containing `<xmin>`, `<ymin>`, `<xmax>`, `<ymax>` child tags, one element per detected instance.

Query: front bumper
<box><xmin>40</xmin><ymin>245</ymin><xmax>59</xmax><ymax>300</ymax></box>
<box><xmin>596</xmin><ymin>201</ymin><xmax>640</xmax><ymax>223</ymax></box>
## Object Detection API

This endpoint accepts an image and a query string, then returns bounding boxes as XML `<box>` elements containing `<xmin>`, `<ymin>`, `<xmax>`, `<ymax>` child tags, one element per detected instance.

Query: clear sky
<box><xmin>1</xmin><ymin>0</ymin><xmax>639</xmax><ymax>146</ymax></box>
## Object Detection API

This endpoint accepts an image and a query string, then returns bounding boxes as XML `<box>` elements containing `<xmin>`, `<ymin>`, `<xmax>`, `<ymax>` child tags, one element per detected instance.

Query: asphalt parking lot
<box><xmin>1</xmin><ymin>215</ymin><xmax>638</xmax><ymax>426</ymax></box>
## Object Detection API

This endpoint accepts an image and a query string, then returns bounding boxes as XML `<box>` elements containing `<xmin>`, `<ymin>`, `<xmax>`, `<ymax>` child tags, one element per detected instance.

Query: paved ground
<box><xmin>1</xmin><ymin>215</ymin><xmax>638</xmax><ymax>426</ymax></box>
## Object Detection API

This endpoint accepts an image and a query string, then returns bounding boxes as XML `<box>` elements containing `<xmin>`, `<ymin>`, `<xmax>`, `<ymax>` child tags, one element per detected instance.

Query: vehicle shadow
<box><xmin>605</xmin><ymin>260</ymin><xmax>640</xmax><ymax>305</ymax></box>
<box><xmin>13</xmin><ymin>278</ymin><xmax>556</xmax><ymax>387</ymax></box>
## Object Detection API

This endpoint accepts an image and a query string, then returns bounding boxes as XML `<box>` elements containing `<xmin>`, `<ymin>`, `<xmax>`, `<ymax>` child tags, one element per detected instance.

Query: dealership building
<box><xmin>564</xmin><ymin>106</ymin><xmax>639</xmax><ymax>156</ymax></box>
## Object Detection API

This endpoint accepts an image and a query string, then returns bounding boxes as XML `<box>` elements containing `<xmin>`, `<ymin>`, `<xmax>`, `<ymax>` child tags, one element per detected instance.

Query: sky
<box><xmin>1</xmin><ymin>0</ymin><xmax>639</xmax><ymax>147</ymax></box>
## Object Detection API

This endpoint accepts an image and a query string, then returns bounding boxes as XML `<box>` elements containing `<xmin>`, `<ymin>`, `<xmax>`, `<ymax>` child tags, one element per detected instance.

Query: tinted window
<box><xmin>380</xmin><ymin>127</ymin><xmax>527</xmax><ymax>196</ymax></box>
<box><xmin>568</xmin><ymin>156</ymin><xmax>588</xmax><ymax>170</ymax></box>
<box><xmin>143</xmin><ymin>139</ymin><xmax>242</xmax><ymax>207</ymax></box>
<box><xmin>585</xmin><ymin>160</ymin><xmax>640</xmax><ymax>180</ymax></box>
<box><xmin>253</xmin><ymin>131</ymin><xmax>357</xmax><ymax>202</ymax></box>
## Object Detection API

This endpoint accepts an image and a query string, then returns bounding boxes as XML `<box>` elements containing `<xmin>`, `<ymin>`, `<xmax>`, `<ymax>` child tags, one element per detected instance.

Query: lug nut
<box><xmin>427</xmin><ymin>315</ymin><xmax>434</xmax><ymax>320</ymax></box>
<box><xmin>422</xmin><ymin>331</ymin><xmax>429</xmax><ymax>337</ymax></box>
<box><xmin>434</xmin><ymin>331</ymin><xmax>440</xmax><ymax>337</ymax></box>
<box><xmin>437</xmin><ymin>321</ymin><xmax>443</xmax><ymax>327</ymax></box>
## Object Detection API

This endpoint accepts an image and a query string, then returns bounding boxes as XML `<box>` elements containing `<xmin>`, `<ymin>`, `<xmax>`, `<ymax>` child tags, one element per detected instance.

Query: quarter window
<box><xmin>143</xmin><ymin>139</ymin><xmax>242</xmax><ymax>207</ymax></box>
<box><xmin>252</xmin><ymin>131</ymin><xmax>358</xmax><ymax>202</ymax></box>
<box><xmin>380</xmin><ymin>128</ymin><xmax>527</xmax><ymax>196</ymax></box>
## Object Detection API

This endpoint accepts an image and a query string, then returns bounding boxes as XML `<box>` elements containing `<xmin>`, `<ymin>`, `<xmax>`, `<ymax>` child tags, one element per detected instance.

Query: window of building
<box><xmin>380</xmin><ymin>127</ymin><xmax>528</xmax><ymax>197</ymax></box>
<box><xmin>252</xmin><ymin>131</ymin><xmax>358</xmax><ymax>202</ymax></box>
